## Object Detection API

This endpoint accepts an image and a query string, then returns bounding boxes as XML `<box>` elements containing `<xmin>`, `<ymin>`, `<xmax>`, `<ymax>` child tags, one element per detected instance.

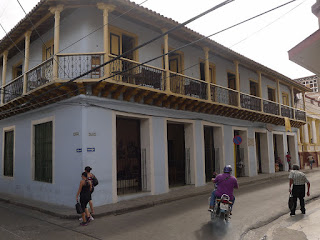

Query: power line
<box><xmin>230</xmin><ymin>0</ymin><xmax>308</xmax><ymax>48</ymax></box>
<box><xmin>0</xmin><ymin>0</ymin><xmax>234</xmax><ymax>114</ymax></box>
<box><xmin>0</xmin><ymin>0</ymin><xmax>302</xmax><ymax>116</ymax></box>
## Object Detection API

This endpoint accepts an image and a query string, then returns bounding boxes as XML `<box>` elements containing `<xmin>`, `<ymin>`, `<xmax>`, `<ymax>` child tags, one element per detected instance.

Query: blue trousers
<box><xmin>210</xmin><ymin>190</ymin><xmax>235</xmax><ymax>209</ymax></box>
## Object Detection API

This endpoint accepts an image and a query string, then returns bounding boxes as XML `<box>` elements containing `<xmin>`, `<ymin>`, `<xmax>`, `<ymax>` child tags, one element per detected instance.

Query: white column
<box><xmin>1</xmin><ymin>50</ymin><xmax>8</xmax><ymax>105</ymax></box>
<box><xmin>297</xmin><ymin>128</ymin><xmax>301</xmax><ymax>144</ymax></box>
<box><xmin>203</xmin><ymin>47</ymin><xmax>211</xmax><ymax>101</ymax></box>
<box><xmin>49</xmin><ymin>5</ymin><xmax>64</xmax><ymax>80</ymax></box>
<box><xmin>23</xmin><ymin>31</ymin><xmax>32</xmax><ymax>94</ymax></box>
<box><xmin>303</xmin><ymin>123</ymin><xmax>309</xmax><ymax>144</ymax></box>
<box><xmin>312</xmin><ymin>120</ymin><xmax>317</xmax><ymax>144</ymax></box>
<box><xmin>97</xmin><ymin>3</ymin><xmax>115</xmax><ymax>78</ymax></box>
<box><xmin>163</xmin><ymin>29</ymin><xmax>170</xmax><ymax>93</ymax></box>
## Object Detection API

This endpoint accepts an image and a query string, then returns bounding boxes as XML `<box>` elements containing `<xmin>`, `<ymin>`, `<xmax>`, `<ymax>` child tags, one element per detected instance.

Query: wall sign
<box><xmin>87</xmin><ymin>148</ymin><xmax>95</xmax><ymax>152</ymax></box>
<box><xmin>76</xmin><ymin>148</ymin><xmax>82</xmax><ymax>153</ymax></box>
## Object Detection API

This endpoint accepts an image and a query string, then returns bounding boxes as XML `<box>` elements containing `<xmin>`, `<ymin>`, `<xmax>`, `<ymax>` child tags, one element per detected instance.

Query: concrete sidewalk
<box><xmin>0</xmin><ymin>168</ymin><xmax>318</xmax><ymax>219</ymax></box>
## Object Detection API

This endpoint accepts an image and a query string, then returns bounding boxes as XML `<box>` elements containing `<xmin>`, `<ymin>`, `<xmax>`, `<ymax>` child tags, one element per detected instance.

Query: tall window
<box><xmin>12</xmin><ymin>61</ymin><xmax>23</xmax><ymax>79</ymax></box>
<box><xmin>34</xmin><ymin>121</ymin><xmax>53</xmax><ymax>183</ymax></box>
<box><xmin>3</xmin><ymin>130</ymin><xmax>14</xmax><ymax>177</ymax></box>
<box><xmin>250</xmin><ymin>81</ymin><xmax>258</xmax><ymax>96</ymax></box>
<box><xmin>268</xmin><ymin>87</ymin><xmax>276</xmax><ymax>102</ymax></box>
<box><xmin>282</xmin><ymin>92</ymin><xmax>289</xmax><ymax>105</ymax></box>
<box><xmin>227</xmin><ymin>72</ymin><xmax>236</xmax><ymax>90</ymax></box>
<box><xmin>200</xmin><ymin>62</ymin><xmax>216</xmax><ymax>84</ymax></box>
<box><xmin>42</xmin><ymin>39</ymin><xmax>54</xmax><ymax>61</ymax></box>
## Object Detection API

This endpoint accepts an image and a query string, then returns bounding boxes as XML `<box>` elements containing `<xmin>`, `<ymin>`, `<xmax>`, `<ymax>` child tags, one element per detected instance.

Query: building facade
<box><xmin>0</xmin><ymin>0</ymin><xmax>308</xmax><ymax>207</ymax></box>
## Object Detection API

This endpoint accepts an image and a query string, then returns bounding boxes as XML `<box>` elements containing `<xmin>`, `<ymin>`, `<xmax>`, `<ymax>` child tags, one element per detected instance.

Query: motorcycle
<box><xmin>208</xmin><ymin>194</ymin><xmax>233</xmax><ymax>222</ymax></box>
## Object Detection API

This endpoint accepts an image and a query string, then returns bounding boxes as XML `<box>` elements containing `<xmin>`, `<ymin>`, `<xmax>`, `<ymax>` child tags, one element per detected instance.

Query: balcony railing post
<box><xmin>276</xmin><ymin>79</ymin><xmax>282</xmax><ymax>116</ymax></box>
<box><xmin>49</xmin><ymin>5</ymin><xmax>64</xmax><ymax>80</ymax></box>
<box><xmin>290</xmin><ymin>86</ymin><xmax>295</xmax><ymax>119</ymax></box>
<box><xmin>234</xmin><ymin>61</ymin><xmax>241</xmax><ymax>107</ymax></box>
<box><xmin>203</xmin><ymin>47</ymin><xmax>211</xmax><ymax>101</ymax></box>
<box><xmin>23</xmin><ymin>31</ymin><xmax>32</xmax><ymax>94</ymax></box>
<box><xmin>97</xmin><ymin>3</ymin><xmax>115</xmax><ymax>79</ymax></box>
<box><xmin>257</xmin><ymin>71</ymin><xmax>263</xmax><ymax>111</ymax></box>
<box><xmin>163</xmin><ymin>30</ymin><xmax>171</xmax><ymax>93</ymax></box>
<box><xmin>1</xmin><ymin>50</ymin><xmax>8</xmax><ymax>105</ymax></box>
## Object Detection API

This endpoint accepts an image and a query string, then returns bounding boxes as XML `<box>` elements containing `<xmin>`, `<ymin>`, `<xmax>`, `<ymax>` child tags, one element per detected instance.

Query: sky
<box><xmin>0</xmin><ymin>0</ymin><xmax>319</xmax><ymax>79</ymax></box>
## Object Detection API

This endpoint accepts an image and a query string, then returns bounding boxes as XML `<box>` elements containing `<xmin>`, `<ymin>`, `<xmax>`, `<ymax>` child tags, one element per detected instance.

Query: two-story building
<box><xmin>0</xmin><ymin>0</ymin><xmax>309</xmax><ymax>207</ymax></box>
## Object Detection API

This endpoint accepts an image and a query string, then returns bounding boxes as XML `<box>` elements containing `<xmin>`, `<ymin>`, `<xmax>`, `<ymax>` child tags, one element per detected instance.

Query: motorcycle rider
<box><xmin>209</xmin><ymin>165</ymin><xmax>238</xmax><ymax>211</ymax></box>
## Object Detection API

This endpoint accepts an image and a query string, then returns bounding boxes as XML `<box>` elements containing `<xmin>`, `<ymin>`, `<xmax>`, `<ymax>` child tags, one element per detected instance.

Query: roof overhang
<box><xmin>289</xmin><ymin>28</ymin><xmax>320</xmax><ymax>76</ymax></box>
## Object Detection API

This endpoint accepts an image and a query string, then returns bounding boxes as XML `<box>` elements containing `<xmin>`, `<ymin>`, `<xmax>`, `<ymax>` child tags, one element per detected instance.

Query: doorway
<box><xmin>234</xmin><ymin>130</ymin><xmax>246</xmax><ymax>177</ymax></box>
<box><xmin>167</xmin><ymin>123</ymin><xmax>186</xmax><ymax>187</ymax></box>
<box><xmin>204</xmin><ymin>126</ymin><xmax>217</xmax><ymax>182</ymax></box>
<box><xmin>255</xmin><ymin>132</ymin><xmax>262</xmax><ymax>174</ymax></box>
<box><xmin>273</xmin><ymin>134</ymin><xmax>284</xmax><ymax>172</ymax></box>
<box><xmin>116</xmin><ymin>117</ymin><xmax>142</xmax><ymax>195</ymax></box>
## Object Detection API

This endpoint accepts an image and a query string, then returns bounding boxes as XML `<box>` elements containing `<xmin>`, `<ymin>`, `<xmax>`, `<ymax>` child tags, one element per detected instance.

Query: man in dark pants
<box><xmin>289</xmin><ymin>164</ymin><xmax>310</xmax><ymax>216</ymax></box>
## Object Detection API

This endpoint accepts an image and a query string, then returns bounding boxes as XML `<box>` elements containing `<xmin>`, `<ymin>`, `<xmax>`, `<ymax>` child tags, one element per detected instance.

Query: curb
<box><xmin>1</xmin><ymin>169</ymin><xmax>319</xmax><ymax>219</ymax></box>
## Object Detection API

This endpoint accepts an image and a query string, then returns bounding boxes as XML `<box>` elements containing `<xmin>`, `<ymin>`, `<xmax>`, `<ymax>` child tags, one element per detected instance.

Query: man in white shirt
<box><xmin>289</xmin><ymin>164</ymin><xmax>310</xmax><ymax>216</ymax></box>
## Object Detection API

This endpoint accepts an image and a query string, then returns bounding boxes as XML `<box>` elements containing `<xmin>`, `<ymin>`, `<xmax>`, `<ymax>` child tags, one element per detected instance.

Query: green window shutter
<box><xmin>34</xmin><ymin>122</ymin><xmax>52</xmax><ymax>183</ymax></box>
<box><xmin>4</xmin><ymin>130</ymin><xmax>14</xmax><ymax>177</ymax></box>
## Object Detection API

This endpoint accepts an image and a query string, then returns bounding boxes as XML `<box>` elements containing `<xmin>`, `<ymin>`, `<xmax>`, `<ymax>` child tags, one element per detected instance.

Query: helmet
<box><xmin>223</xmin><ymin>165</ymin><xmax>232</xmax><ymax>173</ymax></box>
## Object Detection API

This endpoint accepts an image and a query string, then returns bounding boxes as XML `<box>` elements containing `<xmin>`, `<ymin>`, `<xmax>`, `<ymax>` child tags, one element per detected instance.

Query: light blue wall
<box><xmin>151</xmin><ymin>116</ymin><xmax>167</xmax><ymax>194</ymax></box>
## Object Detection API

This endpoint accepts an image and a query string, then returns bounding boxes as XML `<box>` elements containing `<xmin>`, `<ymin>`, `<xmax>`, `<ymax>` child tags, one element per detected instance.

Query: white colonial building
<box><xmin>0</xmin><ymin>0</ymin><xmax>309</xmax><ymax>207</ymax></box>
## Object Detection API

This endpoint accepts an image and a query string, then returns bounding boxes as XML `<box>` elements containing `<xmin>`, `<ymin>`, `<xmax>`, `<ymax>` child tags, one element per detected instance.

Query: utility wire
<box><xmin>230</xmin><ymin>0</ymin><xmax>308</xmax><ymax>48</ymax></box>
<box><xmin>1</xmin><ymin>0</ymin><xmax>234</xmax><ymax>112</ymax></box>
<box><xmin>0</xmin><ymin>0</ymin><xmax>301</xmax><ymax>116</ymax></box>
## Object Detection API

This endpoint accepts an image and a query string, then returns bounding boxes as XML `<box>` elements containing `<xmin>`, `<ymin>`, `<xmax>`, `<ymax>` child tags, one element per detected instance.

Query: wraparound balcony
<box><xmin>0</xmin><ymin>53</ymin><xmax>306</xmax><ymax>127</ymax></box>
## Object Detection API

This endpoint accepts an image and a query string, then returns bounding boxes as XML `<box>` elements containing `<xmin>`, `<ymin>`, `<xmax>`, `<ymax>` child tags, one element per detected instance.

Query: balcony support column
<box><xmin>97</xmin><ymin>3</ymin><xmax>115</xmax><ymax>79</ymax></box>
<box><xmin>234</xmin><ymin>61</ymin><xmax>240</xmax><ymax>107</ymax></box>
<box><xmin>312</xmin><ymin>119</ymin><xmax>317</xmax><ymax>144</ymax></box>
<box><xmin>276</xmin><ymin>79</ymin><xmax>281</xmax><ymax>116</ymax></box>
<box><xmin>303</xmin><ymin>122</ymin><xmax>309</xmax><ymax>144</ymax></box>
<box><xmin>302</xmin><ymin>92</ymin><xmax>306</xmax><ymax>111</ymax></box>
<box><xmin>290</xmin><ymin>86</ymin><xmax>295</xmax><ymax>119</ymax></box>
<box><xmin>203</xmin><ymin>47</ymin><xmax>211</xmax><ymax>101</ymax></box>
<box><xmin>163</xmin><ymin>30</ymin><xmax>170</xmax><ymax>93</ymax></box>
<box><xmin>49</xmin><ymin>5</ymin><xmax>64</xmax><ymax>81</ymax></box>
<box><xmin>1</xmin><ymin>50</ymin><xmax>8</xmax><ymax>105</ymax></box>
<box><xmin>257</xmin><ymin>71</ymin><xmax>263</xmax><ymax>111</ymax></box>
<box><xmin>23</xmin><ymin>31</ymin><xmax>32</xmax><ymax>94</ymax></box>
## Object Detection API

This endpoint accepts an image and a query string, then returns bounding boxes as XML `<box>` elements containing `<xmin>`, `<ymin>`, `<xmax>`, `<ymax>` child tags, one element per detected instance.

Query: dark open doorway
<box><xmin>167</xmin><ymin>123</ymin><xmax>186</xmax><ymax>187</ymax></box>
<box><xmin>116</xmin><ymin>117</ymin><xmax>141</xmax><ymax>195</ymax></box>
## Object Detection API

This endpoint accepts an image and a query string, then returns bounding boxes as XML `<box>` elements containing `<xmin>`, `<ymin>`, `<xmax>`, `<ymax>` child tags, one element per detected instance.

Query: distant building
<box><xmin>289</xmin><ymin>0</ymin><xmax>320</xmax><ymax>168</ymax></box>
<box><xmin>295</xmin><ymin>75</ymin><xmax>319</xmax><ymax>93</ymax></box>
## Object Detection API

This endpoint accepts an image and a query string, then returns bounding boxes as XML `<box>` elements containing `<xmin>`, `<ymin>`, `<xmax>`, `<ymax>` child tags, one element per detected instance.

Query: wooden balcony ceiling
<box><xmin>0</xmin><ymin>80</ymin><xmax>305</xmax><ymax>128</ymax></box>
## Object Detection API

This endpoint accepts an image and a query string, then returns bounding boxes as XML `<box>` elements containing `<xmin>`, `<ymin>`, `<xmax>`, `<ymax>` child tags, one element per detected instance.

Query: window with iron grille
<box><xmin>34</xmin><ymin>121</ymin><xmax>52</xmax><ymax>183</ymax></box>
<box><xmin>3</xmin><ymin>130</ymin><xmax>14</xmax><ymax>177</ymax></box>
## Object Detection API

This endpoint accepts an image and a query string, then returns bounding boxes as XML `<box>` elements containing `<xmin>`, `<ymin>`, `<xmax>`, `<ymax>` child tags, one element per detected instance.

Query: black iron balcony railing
<box><xmin>26</xmin><ymin>58</ymin><xmax>53</xmax><ymax>92</ymax></box>
<box><xmin>281</xmin><ymin>104</ymin><xmax>294</xmax><ymax>119</ymax></box>
<box><xmin>109</xmin><ymin>55</ymin><xmax>165</xmax><ymax>90</ymax></box>
<box><xmin>210</xmin><ymin>85</ymin><xmax>238</xmax><ymax>107</ymax></box>
<box><xmin>295</xmin><ymin>109</ymin><xmax>306</xmax><ymax>121</ymax></box>
<box><xmin>170</xmin><ymin>72</ymin><xmax>207</xmax><ymax>99</ymax></box>
<box><xmin>240</xmin><ymin>93</ymin><xmax>262</xmax><ymax>111</ymax></box>
<box><xmin>58</xmin><ymin>53</ymin><xmax>105</xmax><ymax>80</ymax></box>
<box><xmin>263</xmin><ymin>99</ymin><xmax>280</xmax><ymax>116</ymax></box>
<box><xmin>1</xmin><ymin>53</ymin><xmax>306</xmax><ymax>124</ymax></box>
<box><xmin>3</xmin><ymin>75</ymin><xmax>23</xmax><ymax>103</ymax></box>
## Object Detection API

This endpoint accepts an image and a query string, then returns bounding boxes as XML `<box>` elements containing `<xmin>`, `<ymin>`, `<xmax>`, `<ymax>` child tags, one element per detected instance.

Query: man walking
<box><xmin>289</xmin><ymin>164</ymin><xmax>310</xmax><ymax>216</ymax></box>
<box><xmin>307</xmin><ymin>155</ymin><xmax>314</xmax><ymax>169</ymax></box>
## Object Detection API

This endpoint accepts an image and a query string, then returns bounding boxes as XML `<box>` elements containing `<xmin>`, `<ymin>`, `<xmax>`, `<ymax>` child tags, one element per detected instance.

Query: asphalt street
<box><xmin>1</xmin><ymin>171</ymin><xmax>320</xmax><ymax>240</ymax></box>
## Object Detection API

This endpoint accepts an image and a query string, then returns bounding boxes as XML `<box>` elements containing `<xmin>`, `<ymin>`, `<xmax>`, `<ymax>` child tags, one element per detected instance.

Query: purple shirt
<box><xmin>214</xmin><ymin>173</ymin><xmax>238</xmax><ymax>200</ymax></box>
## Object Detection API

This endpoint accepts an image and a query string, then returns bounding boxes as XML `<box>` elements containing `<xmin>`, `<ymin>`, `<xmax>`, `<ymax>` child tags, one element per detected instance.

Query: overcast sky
<box><xmin>0</xmin><ymin>0</ymin><xmax>318</xmax><ymax>79</ymax></box>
